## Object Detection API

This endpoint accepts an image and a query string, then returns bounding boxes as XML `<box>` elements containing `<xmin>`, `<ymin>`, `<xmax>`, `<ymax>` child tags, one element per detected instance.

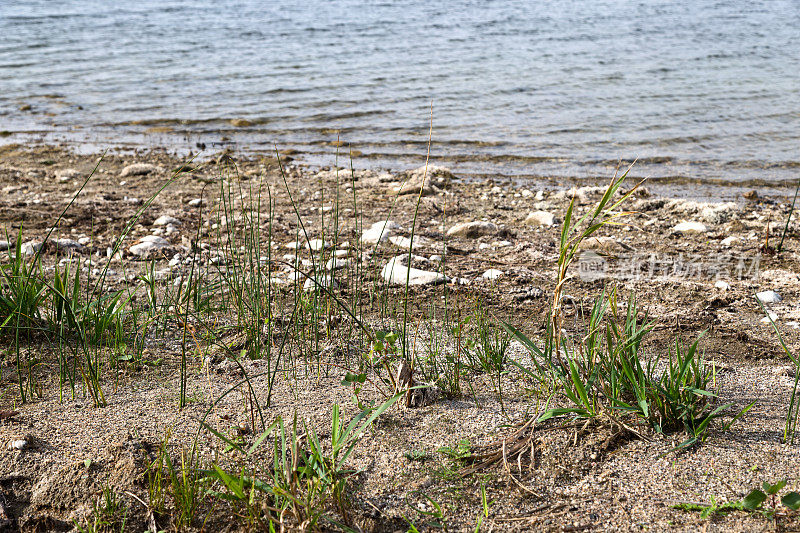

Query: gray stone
<box><xmin>361</xmin><ymin>220</ymin><xmax>401</xmax><ymax>245</ymax></box>
<box><xmin>446</xmin><ymin>221</ymin><xmax>497</xmax><ymax>238</ymax></box>
<box><xmin>756</xmin><ymin>290</ymin><xmax>782</xmax><ymax>304</ymax></box>
<box><xmin>381</xmin><ymin>255</ymin><xmax>447</xmax><ymax>286</ymax></box>
<box><xmin>673</xmin><ymin>221</ymin><xmax>707</xmax><ymax>233</ymax></box>
<box><xmin>120</xmin><ymin>163</ymin><xmax>158</xmax><ymax>177</ymax></box>
<box><xmin>153</xmin><ymin>215</ymin><xmax>181</xmax><ymax>227</ymax></box>
<box><xmin>525</xmin><ymin>211</ymin><xmax>556</xmax><ymax>227</ymax></box>
<box><xmin>129</xmin><ymin>235</ymin><xmax>172</xmax><ymax>257</ymax></box>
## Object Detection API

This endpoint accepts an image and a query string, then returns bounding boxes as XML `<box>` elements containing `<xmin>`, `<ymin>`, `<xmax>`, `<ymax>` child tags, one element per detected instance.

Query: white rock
<box><xmin>153</xmin><ymin>215</ymin><xmax>181</xmax><ymax>227</ymax></box>
<box><xmin>479</xmin><ymin>243</ymin><xmax>491</xmax><ymax>250</ymax></box>
<box><xmin>361</xmin><ymin>220</ymin><xmax>401</xmax><ymax>245</ymax></box>
<box><xmin>333</xmin><ymin>249</ymin><xmax>349</xmax><ymax>258</ymax></box>
<box><xmin>325</xmin><ymin>257</ymin><xmax>349</xmax><ymax>271</ymax></box>
<box><xmin>9</xmin><ymin>439</ymin><xmax>27</xmax><ymax>450</ymax></box>
<box><xmin>673</xmin><ymin>221</ymin><xmax>707</xmax><ymax>233</ymax></box>
<box><xmin>389</xmin><ymin>235</ymin><xmax>431</xmax><ymax>250</ymax></box>
<box><xmin>0</xmin><ymin>241</ymin><xmax>10</xmax><ymax>251</ymax></box>
<box><xmin>54</xmin><ymin>238</ymin><xmax>84</xmax><ymax>253</ymax></box>
<box><xmin>187</xmin><ymin>198</ymin><xmax>203</xmax><ymax>207</ymax></box>
<box><xmin>761</xmin><ymin>312</ymin><xmax>779</xmax><ymax>323</ymax></box>
<box><xmin>581</xmin><ymin>236</ymin><xmax>629</xmax><ymax>254</ymax></box>
<box><xmin>429</xmin><ymin>254</ymin><xmax>442</xmax><ymax>262</ymax></box>
<box><xmin>306</xmin><ymin>239</ymin><xmax>330</xmax><ymax>252</ymax></box>
<box><xmin>720</xmin><ymin>236</ymin><xmax>739</xmax><ymax>247</ymax></box>
<box><xmin>21</xmin><ymin>240</ymin><xmax>43</xmax><ymax>257</ymax></box>
<box><xmin>525</xmin><ymin>211</ymin><xmax>556</xmax><ymax>227</ymax></box>
<box><xmin>493</xmin><ymin>240</ymin><xmax>512</xmax><ymax>247</ymax></box>
<box><xmin>446</xmin><ymin>221</ymin><xmax>498</xmax><ymax>238</ymax></box>
<box><xmin>129</xmin><ymin>235</ymin><xmax>172</xmax><ymax>257</ymax></box>
<box><xmin>303</xmin><ymin>275</ymin><xmax>339</xmax><ymax>292</ymax></box>
<box><xmin>482</xmin><ymin>269</ymin><xmax>504</xmax><ymax>280</ymax></box>
<box><xmin>284</xmin><ymin>241</ymin><xmax>301</xmax><ymax>250</ymax></box>
<box><xmin>120</xmin><ymin>163</ymin><xmax>158</xmax><ymax>177</ymax></box>
<box><xmin>756</xmin><ymin>290</ymin><xmax>782</xmax><ymax>304</ymax></box>
<box><xmin>77</xmin><ymin>236</ymin><xmax>91</xmax><ymax>246</ymax></box>
<box><xmin>381</xmin><ymin>256</ymin><xmax>448</xmax><ymax>286</ymax></box>
<box><xmin>714</xmin><ymin>280</ymin><xmax>730</xmax><ymax>290</ymax></box>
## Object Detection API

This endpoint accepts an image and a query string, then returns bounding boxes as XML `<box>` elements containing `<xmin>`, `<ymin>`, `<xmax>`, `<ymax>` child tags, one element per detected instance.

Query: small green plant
<box><xmin>202</xmin><ymin>394</ymin><xmax>401</xmax><ymax>530</ymax></box>
<box><xmin>675</xmin><ymin>479</ymin><xmax>800</xmax><ymax>519</ymax></box>
<box><xmin>0</xmin><ymin>232</ymin><xmax>47</xmax><ymax>336</ymax></box>
<box><xmin>146</xmin><ymin>429</ymin><xmax>206</xmax><ymax>529</ymax></box>
<box><xmin>465</xmin><ymin>302</ymin><xmax>511</xmax><ymax>374</ymax></box>
<box><xmin>438</xmin><ymin>438</ymin><xmax>472</xmax><ymax>461</ymax></box>
<box><xmin>74</xmin><ymin>485</ymin><xmax>128</xmax><ymax>533</ymax></box>
<box><xmin>404</xmin><ymin>492</ymin><xmax>446</xmax><ymax>530</ymax></box>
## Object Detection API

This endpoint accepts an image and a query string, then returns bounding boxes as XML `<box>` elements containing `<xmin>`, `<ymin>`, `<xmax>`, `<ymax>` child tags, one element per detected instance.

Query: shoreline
<box><xmin>1</xmin><ymin>143</ymin><xmax>800</xmax><ymax>531</ymax></box>
<box><xmin>1</xmin><ymin>138</ymin><xmax>797</xmax><ymax>201</ymax></box>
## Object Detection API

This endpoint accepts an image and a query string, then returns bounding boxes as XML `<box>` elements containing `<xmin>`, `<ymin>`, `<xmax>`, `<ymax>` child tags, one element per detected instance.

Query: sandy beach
<box><xmin>0</xmin><ymin>143</ymin><xmax>799</xmax><ymax>531</ymax></box>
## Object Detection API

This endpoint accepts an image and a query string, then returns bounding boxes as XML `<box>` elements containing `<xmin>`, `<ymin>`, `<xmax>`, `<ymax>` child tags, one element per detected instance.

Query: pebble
<box><xmin>21</xmin><ymin>240</ymin><xmax>43</xmax><ymax>257</ymax></box>
<box><xmin>0</xmin><ymin>241</ymin><xmax>10</xmax><ymax>251</ymax></box>
<box><xmin>524</xmin><ymin>211</ymin><xmax>556</xmax><ymax>227</ymax></box>
<box><xmin>714</xmin><ymin>280</ymin><xmax>730</xmax><ymax>290</ymax></box>
<box><xmin>720</xmin><ymin>236</ymin><xmax>739</xmax><ymax>247</ymax></box>
<box><xmin>303</xmin><ymin>275</ymin><xmax>339</xmax><ymax>292</ymax></box>
<box><xmin>325</xmin><ymin>257</ymin><xmax>349</xmax><ymax>271</ymax></box>
<box><xmin>482</xmin><ymin>269</ymin><xmax>504</xmax><ymax>280</ymax></box>
<box><xmin>515</xmin><ymin>287</ymin><xmax>544</xmax><ymax>301</ymax></box>
<box><xmin>9</xmin><ymin>439</ymin><xmax>27</xmax><ymax>451</ymax></box>
<box><xmin>120</xmin><ymin>163</ymin><xmax>158</xmax><ymax>177</ymax></box>
<box><xmin>389</xmin><ymin>235</ymin><xmax>431</xmax><ymax>250</ymax></box>
<box><xmin>54</xmin><ymin>238</ymin><xmax>84</xmax><ymax>253</ymax></box>
<box><xmin>756</xmin><ymin>290</ymin><xmax>782</xmax><ymax>304</ymax></box>
<box><xmin>129</xmin><ymin>235</ymin><xmax>172</xmax><ymax>257</ymax></box>
<box><xmin>446</xmin><ymin>221</ymin><xmax>498</xmax><ymax>238</ymax></box>
<box><xmin>361</xmin><ymin>220</ymin><xmax>401</xmax><ymax>245</ymax></box>
<box><xmin>153</xmin><ymin>215</ymin><xmax>181</xmax><ymax>227</ymax></box>
<box><xmin>333</xmin><ymin>249</ymin><xmax>349</xmax><ymax>258</ymax></box>
<box><xmin>306</xmin><ymin>239</ymin><xmax>330</xmax><ymax>252</ymax></box>
<box><xmin>761</xmin><ymin>312</ymin><xmax>779</xmax><ymax>323</ymax></box>
<box><xmin>381</xmin><ymin>256</ymin><xmax>448</xmax><ymax>286</ymax></box>
<box><xmin>673</xmin><ymin>221</ymin><xmax>707</xmax><ymax>233</ymax></box>
<box><xmin>187</xmin><ymin>198</ymin><xmax>203</xmax><ymax>207</ymax></box>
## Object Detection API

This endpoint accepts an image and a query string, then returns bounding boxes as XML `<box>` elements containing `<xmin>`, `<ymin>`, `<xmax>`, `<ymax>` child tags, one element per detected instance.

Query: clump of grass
<box><xmin>465</xmin><ymin>166</ymin><xmax>752</xmax><ymax>480</ymax></box>
<box><xmin>202</xmin><ymin>395</ymin><xmax>400</xmax><ymax>530</ymax></box>
<box><xmin>74</xmin><ymin>485</ymin><xmax>128</xmax><ymax>533</ymax></box>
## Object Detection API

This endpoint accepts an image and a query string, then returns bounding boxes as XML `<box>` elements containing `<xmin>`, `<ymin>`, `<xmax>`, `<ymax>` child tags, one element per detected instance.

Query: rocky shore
<box><xmin>1</xmin><ymin>144</ymin><xmax>800</xmax><ymax>531</ymax></box>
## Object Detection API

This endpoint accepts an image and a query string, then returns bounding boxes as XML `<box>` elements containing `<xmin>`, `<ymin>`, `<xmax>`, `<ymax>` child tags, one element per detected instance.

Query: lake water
<box><xmin>2</xmin><ymin>0</ymin><xmax>799</xmax><ymax>184</ymax></box>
